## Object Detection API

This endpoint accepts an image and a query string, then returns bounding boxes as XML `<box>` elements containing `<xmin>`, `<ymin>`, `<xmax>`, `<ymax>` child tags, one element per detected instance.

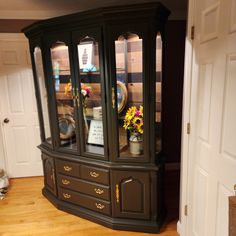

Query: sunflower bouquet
<box><xmin>123</xmin><ymin>105</ymin><xmax>144</xmax><ymax>136</ymax></box>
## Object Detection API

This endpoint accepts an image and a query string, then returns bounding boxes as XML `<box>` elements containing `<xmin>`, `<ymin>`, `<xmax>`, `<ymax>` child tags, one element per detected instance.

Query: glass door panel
<box><xmin>156</xmin><ymin>33</ymin><xmax>162</xmax><ymax>153</ymax></box>
<box><xmin>34</xmin><ymin>47</ymin><xmax>52</xmax><ymax>145</ymax></box>
<box><xmin>115</xmin><ymin>33</ymin><xmax>144</xmax><ymax>158</ymax></box>
<box><xmin>50</xmin><ymin>42</ymin><xmax>77</xmax><ymax>150</ymax></box>
<box><xmin>77</xmin><ymin>37</ymin><xmax>104</xmax><ymax>155</ymax></box>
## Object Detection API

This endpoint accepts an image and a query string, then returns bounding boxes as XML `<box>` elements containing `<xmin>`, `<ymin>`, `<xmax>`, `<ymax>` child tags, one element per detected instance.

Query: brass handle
<box><xmin>95</xmin><ymin>203</ymin><xmax>105</xmax><ymax>210</ymax></box>
<box><xmin>63</xmin><ymin>193</ymin><xmax>71</xmax><ymax>199</ymax></box>
<box><xmin>62</xmin><ymin>179</ymin><xmax>70</xmax><ymax>185</ymax></box>
<box><xmin>94</xmin><ymin>188</ymin><xmax>104</xmax><ymax>195</ymax></box>
<box><xmin>64</xmin><ymin>166</ymin><xmax>72</xmax><ymax>172</ymax></box>
<box><xmin>72</xmin><ymin>87</ymin><xmax>76</xmax><ymax>107</ymax></box>
<box><xmin>76</xmin><ymin>88</ymin><xmax>80</xmax><ymax>107</ymax></box>
<box><xmin>115</xmin><ymin>184</ymin><xmax>119</xmax><ymax>203</ymax></box>
<box><xmin>112</xmin><ymin>87</ymin><xmax>115</xmax><ymax>109</ymax></box>
<box><xmin>51</xmin><ymin>168</ymin><xmax>55</xmax><ymax>185</ymax></box>
<box><xmin>90</xmin><ymin>171</ymin><xmax>99</xmax><ymax>178</ymax></box>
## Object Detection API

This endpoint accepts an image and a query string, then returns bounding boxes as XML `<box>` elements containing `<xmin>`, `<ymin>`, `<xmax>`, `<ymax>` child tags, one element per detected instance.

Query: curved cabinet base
<box><xmin>42</xmin><ymin>188</ymin><xmax>166</xmax><ymax>233</ymax></box>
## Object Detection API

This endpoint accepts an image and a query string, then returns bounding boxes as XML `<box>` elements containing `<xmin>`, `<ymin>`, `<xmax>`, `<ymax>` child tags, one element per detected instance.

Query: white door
<box><xmin>0</xmin><ymin>34</ymin><xmax>43</xmax><ymax>177</ymax></box>
<box><xmin>186</xmin><ymin>0</ymin><xmax>236</xmax><ymax>235</ymax></box>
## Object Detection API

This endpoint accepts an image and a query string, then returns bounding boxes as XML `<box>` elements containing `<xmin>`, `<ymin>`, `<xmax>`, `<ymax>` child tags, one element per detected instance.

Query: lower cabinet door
<box><xmin>42</xmin><ymin>154</ymin><xmax>57</xmax><ymax>195</ymax></box>
<box><xmin>111</xmin><ymin>170</ymin><xmax>150</xmax><ymax>219</ymax></box>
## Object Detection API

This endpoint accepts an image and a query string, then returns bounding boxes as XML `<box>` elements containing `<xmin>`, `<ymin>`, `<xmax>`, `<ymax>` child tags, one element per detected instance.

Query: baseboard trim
<box><xmin>177</xmin><ymin>220</ymin><xmax>184</xmax><ymax>236</ymax></box>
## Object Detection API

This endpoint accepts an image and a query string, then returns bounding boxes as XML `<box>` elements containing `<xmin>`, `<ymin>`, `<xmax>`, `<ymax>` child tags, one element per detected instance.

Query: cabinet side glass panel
<box><xmin>34</xmin><ymin>47</ymin><xmax>52</xmax><ymax>144</ymax></box>
<box><xmin>77</xmin><ymin>37</ymin><xmax>104</xmax><ymax>155</ymax></box>
<box><xmin>50</xmin><ymin>42</ymin><xmax>77</xmax><ymax>150</ymax></box>
<box><xmin>156</xmin><ymin>33</ymin><xmax>162</xmax><ymax>153</ymax></box>
<box><xmin>115</xmin><ymin>33</ymin><xmax>144</xmax><ymax>158</ymax></box>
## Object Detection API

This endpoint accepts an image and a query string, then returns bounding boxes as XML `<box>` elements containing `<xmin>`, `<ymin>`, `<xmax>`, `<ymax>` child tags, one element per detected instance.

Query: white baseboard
<box><xmin>177</xmin><ymin>220</ymin><xmax>184</xmax><ymax>236</ymax></box>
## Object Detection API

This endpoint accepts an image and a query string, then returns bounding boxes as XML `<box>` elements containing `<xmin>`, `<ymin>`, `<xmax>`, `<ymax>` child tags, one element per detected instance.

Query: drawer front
<box><xmin>58</xmin><ymin>174</ymin><xmax>110</xmax><ymax>200</ymax></box>
<box><xmin>80</xmin><ymin>165</ymin><xmax>109</xmax><ymax>185</ymax></box>
<box><xmin>58</xmin><ymin>188</ymin><xmax>111</xmax><ymax>215</ymax></box>
<box><xmin>56</xmin><ymin>160</ymin><xmax>79</xmax><ymax>177</ymax></box>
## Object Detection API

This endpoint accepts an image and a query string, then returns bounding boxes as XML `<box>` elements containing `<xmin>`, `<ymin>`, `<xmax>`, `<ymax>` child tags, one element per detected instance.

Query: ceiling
<box><xmin>0</xmin><ymin>0</ymin><xmax>188</xmax><ymax>20</ymax></box>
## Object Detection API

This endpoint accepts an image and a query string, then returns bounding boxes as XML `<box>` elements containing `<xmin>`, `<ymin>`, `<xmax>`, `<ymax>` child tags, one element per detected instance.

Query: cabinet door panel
<box><xmin>112</xmin><ymin>170</ymin><xmax>150</xmax><ymax>219</ymax></box>
<box><xmin>72</xmin><ymin>28</ymin><xmax>108</xmax><ymax>160</ymax></box>
<box><xmin>42</xmin><ymin>154</ymin><xmax>57</xmax><ymax>195</ymax></box>
<box><xmin>106</xmin><ymin>22</ymin><xmax>150</xmax><ymax>163</ymax></box>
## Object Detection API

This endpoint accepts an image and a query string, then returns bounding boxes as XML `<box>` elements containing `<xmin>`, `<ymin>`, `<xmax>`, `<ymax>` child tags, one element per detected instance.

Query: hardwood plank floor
<box><xmin>0</xmin><ymin>177</ymin><xmax>179</xmax><ymax>236</ymax></box>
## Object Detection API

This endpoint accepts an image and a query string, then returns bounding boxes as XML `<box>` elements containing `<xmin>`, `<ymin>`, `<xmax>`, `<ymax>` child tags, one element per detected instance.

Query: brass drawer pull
<box><xmin>115</xmin><ymin>184</ymin><xmax>119</xmax><ymax>203</ymax></box>
<box><xmin>95</xmin><ymin>203</ymin><xmax>105</xmax><ymax>210</ymax></box>
<box><xmin>51</xmin><ymin>168</ymin><xmax>55</xmax><ymax>185</ymax></box>
<box><xmin>63</xmin><ymin>193</ymin><xmax>71</xmax><ymax>199</ymax></box>
<box><xmin>90</xmin><ymin>171</ymin><xmax>99</xmax><ymax>178</ymax></box>
<box><xmin>64</xmin><ymin>166</ymin><xmax>72</xmax><ymax>172</ymax></box>
<box><xmin>62</xmin><ymin>179</ymin><xmax>70</xmax><ymax>185</ymax></box>
<box><xmin>94</xmin><ymin>188</ymin><xmax>104</xmax><ymax>195</ymax></box>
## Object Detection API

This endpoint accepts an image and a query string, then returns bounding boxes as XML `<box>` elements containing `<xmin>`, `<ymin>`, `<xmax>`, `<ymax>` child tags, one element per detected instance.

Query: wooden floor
<box><xmin>0</xmin><ymin>177</ymin><xmax>179</xmax><ymax>236</ymax></box>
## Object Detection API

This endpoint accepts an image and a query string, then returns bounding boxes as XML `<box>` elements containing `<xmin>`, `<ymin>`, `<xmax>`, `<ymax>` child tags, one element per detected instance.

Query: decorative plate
<box><xmin>58</xmin><ymin>114</ymin><xmax>75</xmax><ymax>140</ymax></box>
<box><xmin>117</xmin><ymin>81</ymin><xmax>128</xmax><ymax>114</ymax></box>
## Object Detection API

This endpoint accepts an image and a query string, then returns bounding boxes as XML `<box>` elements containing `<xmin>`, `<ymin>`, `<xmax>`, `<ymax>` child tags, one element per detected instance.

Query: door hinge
<box><xmin>184</xmin><ymin>205</ymin><xmax>188</xmax><ymax>216</ymax></box>
<box><xmin>187</xmin><ymin>122</ymin><xmax>191</xmax><ymax>134</ymax></box>
<box><xmin>191</xmin><ymin>25</ymin><xmax>195</xmax><ymax>40</ymax></box>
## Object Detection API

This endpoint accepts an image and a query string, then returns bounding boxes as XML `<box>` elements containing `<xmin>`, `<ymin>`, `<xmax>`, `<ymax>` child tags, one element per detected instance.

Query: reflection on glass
<box><xmin>50</xmin><ymin>42</ymin><xmax>77</xmax><ymax>150</ymax></box>
<box><xmin>34</xmin><ymin>47</ymin><xmax>52</xmax><ymax>144</ymax></box>
<box><xmin>77</xmin><ymin>37</ymin><xmax>104</xmax><ymax>155</ymax></box>
<box><xmin>156</xmin><ymin>33</ymin><xmax>162</xmax><ymax>153</ymax></box>
<box><xmin>115</xmin><ymin>33</ymin><xmax>144</xmax><ymax>158</ymax></box>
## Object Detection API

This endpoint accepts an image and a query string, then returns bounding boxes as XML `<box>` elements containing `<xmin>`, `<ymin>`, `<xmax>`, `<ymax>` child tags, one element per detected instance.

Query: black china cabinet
<box><xmin>23</xmin><ymin>3</ymin><xmax>170</xmax><ymax>233</ymax></box>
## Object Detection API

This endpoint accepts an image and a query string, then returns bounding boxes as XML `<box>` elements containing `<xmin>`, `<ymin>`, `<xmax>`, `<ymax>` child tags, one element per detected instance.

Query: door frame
<box><xmin>177</xmin><ymin>0</ymin><xmax>195</xmax><ymax>235</ymax></box>
<box><xmin>0</xmin><ymin>33</ymin><xmax>30</xmax><ymax>173</ymax></box>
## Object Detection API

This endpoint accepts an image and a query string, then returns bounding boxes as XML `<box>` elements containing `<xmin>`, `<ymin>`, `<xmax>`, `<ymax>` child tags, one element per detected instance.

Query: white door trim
<box><xmin>178</xmin><ymin>0</ymin><xmax>195</xmax><ymax>235</ymax></box>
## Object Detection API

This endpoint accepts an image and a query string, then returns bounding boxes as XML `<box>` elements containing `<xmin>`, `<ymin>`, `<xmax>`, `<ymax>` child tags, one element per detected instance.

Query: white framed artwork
<box><xmin>78</xmin><ymin>43</ymin><xmax>93</xmax><ymax>69</ymax></box>
<box><xmin>87</xmin><ymin>120</ymin><xmax>104</xmax><ymax>145</ymax></box>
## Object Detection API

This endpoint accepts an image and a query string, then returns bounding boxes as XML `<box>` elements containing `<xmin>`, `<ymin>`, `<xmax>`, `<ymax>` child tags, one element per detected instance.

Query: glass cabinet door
<box><xmin>33</xmin><ymin>47</ymin><xmax>52</xmax><ymax>145</ymax></box>
<box><xmin>50</xmin><ymin>42</ymin><xmax>78</xmax><ymax>151</ymax></box>
<box><xmin>76</xmin><ymin>36</ymin><xmax>105</xmax><ymax>156</ymax></box>
<box><xmin>114</xmin><ymin>33</ymin><xmax>144</xmax><ymax>159</ymax></box>
<box><xmin>155</xmin><ymin>33</ymin><xmax>162</xmax><ymax>154</ymax></box>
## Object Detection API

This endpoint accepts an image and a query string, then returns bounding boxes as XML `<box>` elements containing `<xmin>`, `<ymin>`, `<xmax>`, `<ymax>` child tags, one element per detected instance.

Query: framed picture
<box><xmin>87</xmin><ymin>120</ymin><xmax>104</xmax><ymax>145</ymax></box>
<box><xmin>78</xmin><ymin>43</ymin><xmax>93</xmax><ymax>69</ymax></box>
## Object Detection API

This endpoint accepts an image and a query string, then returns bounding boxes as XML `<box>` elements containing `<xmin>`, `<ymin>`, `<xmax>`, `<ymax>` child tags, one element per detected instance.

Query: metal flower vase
<box><xmin>129</xmin><ymin>132</ymin><xmax>143</xmax><ymax>155</ymax></box>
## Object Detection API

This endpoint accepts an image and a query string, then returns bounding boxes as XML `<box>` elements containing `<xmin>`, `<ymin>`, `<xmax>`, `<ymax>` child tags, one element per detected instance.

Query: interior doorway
<box><xmin>0</xmin><ymin>34</ymin><xmax>43</xmax><ymax>177</ymax></box>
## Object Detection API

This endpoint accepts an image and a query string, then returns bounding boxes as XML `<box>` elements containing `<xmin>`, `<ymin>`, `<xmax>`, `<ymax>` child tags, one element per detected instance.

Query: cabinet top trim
<box><xmin>22</xmin><ymin>2</ymin><xmax>170</xmax><ymax>37</ymax></box>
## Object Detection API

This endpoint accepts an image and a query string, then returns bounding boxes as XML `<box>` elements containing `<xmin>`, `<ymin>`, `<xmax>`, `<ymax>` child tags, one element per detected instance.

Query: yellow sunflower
<box><xmin>126</xmin><ymin>106</ymin><xmax>136</xmax><ymax>119</ymax></box>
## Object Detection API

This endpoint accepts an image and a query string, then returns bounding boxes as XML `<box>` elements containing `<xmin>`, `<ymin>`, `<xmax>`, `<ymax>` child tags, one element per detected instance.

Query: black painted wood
<box><xmin>42</xmin><ymin>154</ymin><xmax>57</xmax><ymax>195</ymax></box>
<box><xmin>58</xmin><ymin>174</ymin><xmax>110</xmax><ymax>200</ymax></box>
<box><xmin>111</xmin><ymin>170</ymin><xmax>150</xmax><ymax>220</ymax></box>
<box><xmin>24</xmin><ymin>2</ymin><xmax>170</xmax><ymax>233</ymax></box>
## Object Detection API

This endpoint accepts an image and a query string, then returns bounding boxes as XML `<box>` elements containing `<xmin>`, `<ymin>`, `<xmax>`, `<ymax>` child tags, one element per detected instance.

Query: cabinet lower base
<box><xmin>42</xmin><ymin>188</ymin><xmax>166</xmax><ymax>233</ymax></box>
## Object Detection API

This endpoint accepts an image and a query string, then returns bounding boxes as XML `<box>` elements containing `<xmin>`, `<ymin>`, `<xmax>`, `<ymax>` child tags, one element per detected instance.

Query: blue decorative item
<box><xmin>83</xmin><ymin>64</ymin><xmax>97</xmax><ymax>72</ymax></box>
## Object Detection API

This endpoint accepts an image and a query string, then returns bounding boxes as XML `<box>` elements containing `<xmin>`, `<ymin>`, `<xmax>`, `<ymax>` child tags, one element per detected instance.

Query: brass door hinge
<box><xmin>191</xmin><ymin>26</ymin><xmax>195</xmax><ymax>40</ymax></box>
<box><xmin>184</xmin><ymin>205</ymin><xmax>188</xmax><ymax>216</ymax></box>
<box><xmin>187</xmin><ymin>123</ymin><xmax>191</xmax><ymax>134</ymax></box>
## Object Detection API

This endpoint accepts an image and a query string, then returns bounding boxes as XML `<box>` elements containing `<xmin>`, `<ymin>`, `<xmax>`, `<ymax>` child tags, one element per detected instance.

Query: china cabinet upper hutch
<box><xmin>23</xmin><ymin>2</ymin><xmax>170</xmax><ymax>233</ymax></box>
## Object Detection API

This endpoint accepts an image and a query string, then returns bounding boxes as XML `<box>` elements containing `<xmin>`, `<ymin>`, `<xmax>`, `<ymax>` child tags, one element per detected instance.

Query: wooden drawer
<box><xmin>58</xmin><ymin>188</ymin><xmax>111</xmax><ymax>216</ymax></box>
<box><xmin>58</xmin><ymin>174</ymin><xmax>110</xmax><ymax>201</ymax></box>
<box><xmin>80</xmin><ymin>165</ymin><xmax>109</xmax><ymax>185</ymax></box>
<box><xmin>56</xmin><ymin>160</ymin><xmax>79</xmax><ymax>178</ymax></box>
